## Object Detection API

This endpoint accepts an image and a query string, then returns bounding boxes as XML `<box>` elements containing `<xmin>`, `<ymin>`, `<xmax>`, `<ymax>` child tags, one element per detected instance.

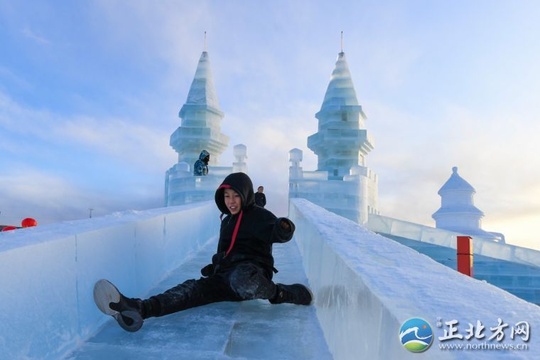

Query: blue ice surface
<box><xmin>66</xmin><ymin>237</ymin><xmax>332</xmax><ymax>360</ymax></box>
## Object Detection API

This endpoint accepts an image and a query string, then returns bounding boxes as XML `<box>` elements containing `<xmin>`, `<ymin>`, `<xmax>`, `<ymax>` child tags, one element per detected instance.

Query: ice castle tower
<box><xmin>288</xmin><ymin>50</ymin><xmax>378</xmax><ymax>224</ymax></box>
<box><xmin>165</xmin><ymin>51</ymin><xmax>247</xmax><ymax>206</ymax></box>
<box><xmin>432</xmin><ymin>166</ymin><xmax>505</xmax><ymax>242</ymax></box>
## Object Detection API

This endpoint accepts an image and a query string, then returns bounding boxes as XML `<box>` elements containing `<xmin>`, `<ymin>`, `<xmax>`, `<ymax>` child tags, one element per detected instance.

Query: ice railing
<box><xmin>367</xmin><ymin>213</ymin><xmax>540</xmax><ymax>268</ymax></box>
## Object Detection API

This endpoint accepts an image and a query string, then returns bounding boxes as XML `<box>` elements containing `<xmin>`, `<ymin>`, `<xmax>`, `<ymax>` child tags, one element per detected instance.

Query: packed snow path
<box><xmin>66</xmin><ymin>237</ymin><xmax>332</xmax><ymax>359</ymax></box>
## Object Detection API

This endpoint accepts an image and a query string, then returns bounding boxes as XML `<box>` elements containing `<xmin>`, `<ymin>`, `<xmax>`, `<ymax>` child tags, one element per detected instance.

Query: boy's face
<box><xmin>224</xmin><ymin>188</ymin><xmax>242</xmax><ymax>215</ymax></box>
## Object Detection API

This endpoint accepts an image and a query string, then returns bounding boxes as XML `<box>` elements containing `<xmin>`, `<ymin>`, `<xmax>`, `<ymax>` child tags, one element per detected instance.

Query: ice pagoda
<box><xmin>165</xmin><ymin>50</ymin><xmax>247</xmax><ymax>206</ymax></box>
<box><xmin>432</xmin><ymin>166</ymin><xmax>505</xmax><ymax>242</ymax></box>
<box><xmin>288</xmin><ymin>50</ymin><xmax>378</xmax><ymax>224</ymax></box>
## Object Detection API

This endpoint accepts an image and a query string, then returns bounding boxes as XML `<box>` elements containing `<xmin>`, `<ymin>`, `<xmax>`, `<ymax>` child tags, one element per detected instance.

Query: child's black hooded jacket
<box><xmin>202</xmin><ymin>172</ymin><xmax>295</xmax><ymax>278</ymax></box>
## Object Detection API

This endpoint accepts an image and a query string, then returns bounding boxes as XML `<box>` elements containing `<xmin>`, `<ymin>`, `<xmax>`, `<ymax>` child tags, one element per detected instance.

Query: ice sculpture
<box><xmin>289</xmin><ymin>50</ymin><xmax>378</xmax><ymax>224</ymax></box>
<box><xmin>433</xmin><ymin>166</ymin><xmax>505</xmax><ymax>242</ymax></box>
<box><xmin>164</xmin><ymin>50</ymin><xmax>247</xmax><ymax>206</ymax></box>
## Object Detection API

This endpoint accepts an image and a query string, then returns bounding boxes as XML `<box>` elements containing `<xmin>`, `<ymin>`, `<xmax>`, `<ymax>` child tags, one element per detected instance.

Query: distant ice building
<box><xmin>164</xmin><ymin>51</ymin><xmax>247</xmax><ymax>206</ymax></box>
<box><xmin>432</xmin><ymin>167</ymin><xmax>505</xmax><ymax>243</ymax></box>
<box><xmin>288</xmin><ymin>50</ymin><xmax>378</xmax><ymax>224</ymax></box>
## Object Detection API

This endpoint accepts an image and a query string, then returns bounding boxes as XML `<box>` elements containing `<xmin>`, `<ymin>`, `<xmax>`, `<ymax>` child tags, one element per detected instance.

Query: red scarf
<box><xmin>225</xmin><ymin>210</ymin><xmax>243</xmax><ymax>257</ymax></box>
<box><xmin>218</xmin><ymin>184</ymin><xmax>244</xmax><ymax>257</ymax></box>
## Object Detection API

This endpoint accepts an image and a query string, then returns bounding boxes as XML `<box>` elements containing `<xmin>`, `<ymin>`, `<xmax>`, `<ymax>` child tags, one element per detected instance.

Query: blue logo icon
<box><xmin>399</xmin><ymin>317</ymin><xmax>434</xmax><ymax>353</ymax></box>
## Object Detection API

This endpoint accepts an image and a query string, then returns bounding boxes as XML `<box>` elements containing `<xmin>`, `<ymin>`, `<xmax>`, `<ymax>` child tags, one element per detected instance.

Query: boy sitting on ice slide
<box><xmin>94</xmin><ymin>172</ymin><xmax>312</xmax><ymax>332</ymax></box>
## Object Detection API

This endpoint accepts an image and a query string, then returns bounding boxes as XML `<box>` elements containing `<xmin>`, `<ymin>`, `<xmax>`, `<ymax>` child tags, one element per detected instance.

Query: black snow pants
<box><xmin>147</xmin><ymin>262</ymin><xmax>277</xmax><ymax>317</ymax></box>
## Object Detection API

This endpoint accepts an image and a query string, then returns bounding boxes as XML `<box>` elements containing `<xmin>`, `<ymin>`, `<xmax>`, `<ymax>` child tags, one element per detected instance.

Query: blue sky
<box><xmin>1</xmin><ymin>1</ymin><xmax>539</xmax><ymax>250</ymax></box>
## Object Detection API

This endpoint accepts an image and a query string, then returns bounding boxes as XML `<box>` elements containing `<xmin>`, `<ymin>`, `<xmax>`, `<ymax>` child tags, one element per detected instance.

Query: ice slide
<box><xmin>1</xmin><ymin>199</ymin><xmax>539</xmax><ymax>359</ymax></box>
<box><xmin>68</xmin><ymin>235</ymin><xmax>331</xmax><ymax>359</ymax></box>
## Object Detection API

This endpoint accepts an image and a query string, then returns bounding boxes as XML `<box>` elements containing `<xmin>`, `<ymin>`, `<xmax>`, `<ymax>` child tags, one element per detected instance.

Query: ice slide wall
<box><xmin>0</xmin><ymin>203</ymin><xmax>220</xmax><ymax>360</ymax></box>
<box><xmin>289</xmin><ymin>198</ymin><xmax>540</xmax><ymax>360</ymax></box>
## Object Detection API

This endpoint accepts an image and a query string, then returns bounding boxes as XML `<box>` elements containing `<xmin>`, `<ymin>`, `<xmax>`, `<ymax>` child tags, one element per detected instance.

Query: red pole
<box><xmin>457</xmin><ymin>236</ymin><xmax>473</xmax><ymax>277</ymax></box>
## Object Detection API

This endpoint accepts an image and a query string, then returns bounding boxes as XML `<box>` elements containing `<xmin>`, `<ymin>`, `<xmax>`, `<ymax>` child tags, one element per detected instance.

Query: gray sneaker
<box><xmin>93</xmin><ymin>279</ymin><xmax>144</xmax><ymax>332</ymax></box>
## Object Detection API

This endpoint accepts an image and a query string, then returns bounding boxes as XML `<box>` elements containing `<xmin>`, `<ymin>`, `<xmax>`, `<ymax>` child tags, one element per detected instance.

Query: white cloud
<box><xmin>0</xmin><ymin>166</ymin><xmax>164</xmax><ymax>226</ymax></box>
<box><xmin>56</xmin><ymin>116</ymin><xmax>175</xmax><ymax>169</ymax></box>
<box><xmin>0</xmin><ymin>90</ymin><xmax>175</xmax><ymax>170</ymax></box>
<box><xmin>0</xmin><ymin>169</ymin><xmax>84</xmax><ymax>224</ymax></box>
<box><xmin>21</xmin><ymin>27</ymin><xmax>51</xmax><ymax>45</ymax></box>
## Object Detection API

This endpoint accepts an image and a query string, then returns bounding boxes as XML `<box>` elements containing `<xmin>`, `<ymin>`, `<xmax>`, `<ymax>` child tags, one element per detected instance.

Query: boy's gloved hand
<box><xmin>200</xmin><ymin>264</ymin><xmax>214</xmax><ymax>277</ymax></box>
<box><xmin>274</xmin><ymin>217</ymin><xmax>296</xmax><ymax>242</ymax></box>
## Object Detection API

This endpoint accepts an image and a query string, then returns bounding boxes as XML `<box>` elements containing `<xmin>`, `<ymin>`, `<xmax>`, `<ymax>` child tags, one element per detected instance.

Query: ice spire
<box><xmin>290</xmin><ymin>40</ymin><xmax>378</xmax><ymax>225</ymax></box>
<box><xmin>169</xmin><ymin>49</ymin><xmax>229</xmax><ymax>167</ymax></box>
<box><xmin>165</xmin><ymin>44</ymin><xmax>246</xmax><ymax>207</ymax></box>
<box><xmin>307</xmin><ymin>45</ymin><xmax>373</xmax><ymax>179</ymax></box>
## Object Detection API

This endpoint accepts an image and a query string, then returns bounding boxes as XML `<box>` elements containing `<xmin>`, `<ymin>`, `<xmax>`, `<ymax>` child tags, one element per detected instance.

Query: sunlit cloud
<box><xmin>21</xmin><ymin>27</ymin><xmax>51</xmax><ymax>45</ymax></box>
<box><xmin>56</xmin><ymin>116</ymin><xmax>174</xmax><ymax>169</ymax></box>
<box><xmin>0</xmin><ymin>168</ymin><xmax>85</xmax><ymax>224</ymax></box>
<box><xmin>0</xmin><ymin>91</ymin><xmax>174</xmax><ymax>170</ymax></box>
